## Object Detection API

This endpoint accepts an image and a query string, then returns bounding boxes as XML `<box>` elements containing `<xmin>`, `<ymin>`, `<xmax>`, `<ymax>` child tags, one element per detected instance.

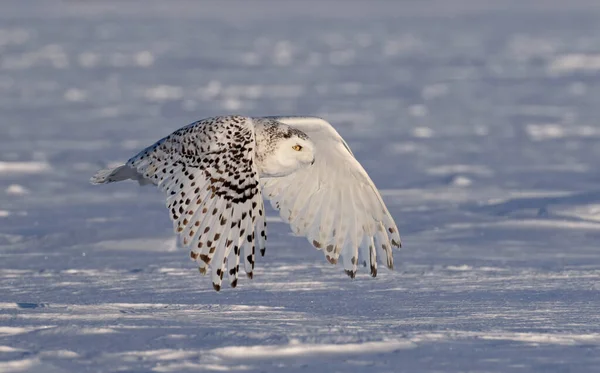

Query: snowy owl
<box><xmin>91</xmin><ymin>115</ymin><xmax>401</xmax><ymax>291</ymax></box>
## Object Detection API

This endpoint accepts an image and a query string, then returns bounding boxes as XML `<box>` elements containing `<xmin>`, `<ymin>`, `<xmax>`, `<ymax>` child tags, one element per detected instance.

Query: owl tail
<box><xmin>90</xmin><ymin>164</ymin><xmax>152</xmax><ymax>186</ymax></box>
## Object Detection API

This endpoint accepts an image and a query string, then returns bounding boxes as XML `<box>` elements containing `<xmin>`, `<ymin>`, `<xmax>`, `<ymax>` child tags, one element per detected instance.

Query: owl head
<box><xmin>254</xmin><ymin>120</ymin><xmax>316</xmax><ymax>177</ymax></box>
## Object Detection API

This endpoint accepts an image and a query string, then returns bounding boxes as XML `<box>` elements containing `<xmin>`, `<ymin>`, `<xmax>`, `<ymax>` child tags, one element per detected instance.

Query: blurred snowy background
<box><xmin>1</xmin><ymin>0</ymin><xmax>600</xmax><ymax>372</ymax></box>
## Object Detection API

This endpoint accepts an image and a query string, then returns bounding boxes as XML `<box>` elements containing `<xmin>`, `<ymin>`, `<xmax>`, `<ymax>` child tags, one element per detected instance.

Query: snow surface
<box><xmin>1</xmin><ymin>0</ymin><xmax>600</xmax><ymax>372</ymax></box>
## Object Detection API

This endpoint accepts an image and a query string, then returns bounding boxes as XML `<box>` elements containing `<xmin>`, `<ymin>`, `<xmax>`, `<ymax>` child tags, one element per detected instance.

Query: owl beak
<box><xmin>311</xmin><ymin>158</ymin><xmax>315</xmax><ymax>165</ymax></box>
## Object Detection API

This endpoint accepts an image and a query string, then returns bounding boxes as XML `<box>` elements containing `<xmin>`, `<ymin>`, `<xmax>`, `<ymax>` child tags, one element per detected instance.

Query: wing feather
<box><xmin>226</xmin><ymin>203</ymin><xmax>243</xmax><ymax>287</ymax></box>
<box><xmin>343</xmin><ymin>187</ymin><xmax>360</xmax><ymax>277</ymax></box>
<box><xmin>210</xmin><ymin>207</ymin><xmax>235</xmax><ymax>291</ymax></box>
<box><xmin>241</xmin><ymin>206</ymin><xmax>256</xmax><ymax>278</ymax></box>
<box><xmin>254</xmin><ymin>200</ymin><xmax>267</xmax><ymax>257</ymax></box>
<box><xmin>368</xmin><ymin>236</ymin><xmax>378</xmax><ymax>277</ymax></box>
<box><xmin>374</xmin><ymin>221</ymin><xmax>393</xmax><ymax>269</ymax></box>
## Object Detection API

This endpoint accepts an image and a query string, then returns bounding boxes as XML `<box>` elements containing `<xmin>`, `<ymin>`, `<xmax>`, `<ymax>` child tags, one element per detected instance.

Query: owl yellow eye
<box><xmin>292</xmin><ymin>144</ymin><xmax>303</xmax><ymax>151</ymax></box>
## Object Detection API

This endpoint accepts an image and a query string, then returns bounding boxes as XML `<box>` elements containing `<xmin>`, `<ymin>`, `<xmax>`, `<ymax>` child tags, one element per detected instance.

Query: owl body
<box><xmin>92</xmin><ymin>115</ymin><xmax>401</xmax><ymax>291</ymax></box>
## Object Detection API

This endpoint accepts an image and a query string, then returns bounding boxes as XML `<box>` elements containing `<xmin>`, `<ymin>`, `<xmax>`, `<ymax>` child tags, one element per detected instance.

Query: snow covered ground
<box><xmin>1</xmin><ymin>0</ymin><xmax>600</xmax><ymax>371</ymax></box>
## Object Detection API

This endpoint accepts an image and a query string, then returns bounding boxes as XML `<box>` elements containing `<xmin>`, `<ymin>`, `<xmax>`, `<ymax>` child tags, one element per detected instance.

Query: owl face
<box><xmin>259</xmin><ymin>134</ymin><xmax>315</xmax><ymax>177</ymax></box>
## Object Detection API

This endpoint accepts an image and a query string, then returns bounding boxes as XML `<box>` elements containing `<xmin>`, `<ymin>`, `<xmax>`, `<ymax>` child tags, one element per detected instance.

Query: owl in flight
<box><xmin>91</xmin><ymin>116</ymin><xmax>401</xmax><ymax>291</ymax></box>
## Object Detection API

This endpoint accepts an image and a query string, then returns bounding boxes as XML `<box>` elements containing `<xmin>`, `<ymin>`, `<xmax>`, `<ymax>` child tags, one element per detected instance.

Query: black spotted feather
<box><xmin>103</xmin><ymin>116</ymin><xmax>263</xmax><ymax>291</ymax></box>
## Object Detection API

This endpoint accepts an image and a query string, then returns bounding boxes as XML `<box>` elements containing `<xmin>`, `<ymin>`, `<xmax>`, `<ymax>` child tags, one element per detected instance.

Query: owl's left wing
<box><xmin>260</xmin><ymin>116</ymin><xmax>401</xmax><ymax>278</ymax></box>
<box><xmin>94</xmin><ymin>116</ymin><xmax>265</xmax><ymax>291</ymax></box>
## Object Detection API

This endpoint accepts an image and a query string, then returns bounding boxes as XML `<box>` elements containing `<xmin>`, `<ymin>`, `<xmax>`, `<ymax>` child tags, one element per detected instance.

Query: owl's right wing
<box><xmin>260</xmin><ymin>116</ymin><xmax>401</xmax><ymax>278</ymax></box>
<box><xmin>91</xmin><ymin>116</ymin><xmax>265</xmax><ymax>291</ymax></box>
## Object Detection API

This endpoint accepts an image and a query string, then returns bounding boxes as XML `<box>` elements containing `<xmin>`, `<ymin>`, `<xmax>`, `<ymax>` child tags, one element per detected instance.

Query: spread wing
<box><xmin>260</xmin><ymin>116</ymin><xmax>401</xmax><ymax>278</ymax></box>
<box><xmin>125</xmin><ymin>116</ymin><xmax>265</xmax><ymax>291</ymax></box>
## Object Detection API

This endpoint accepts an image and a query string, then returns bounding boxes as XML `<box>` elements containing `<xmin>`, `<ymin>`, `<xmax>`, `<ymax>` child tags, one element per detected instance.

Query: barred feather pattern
<box><xmin>126</xmin><ymin>115</ymin><xmax>264</xmax><ymax>291</ymax></box>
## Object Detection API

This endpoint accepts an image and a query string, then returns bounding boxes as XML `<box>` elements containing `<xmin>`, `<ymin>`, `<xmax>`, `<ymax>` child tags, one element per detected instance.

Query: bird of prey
<box><xmin>91</xmin><ymin>115</ymin><xmax>401</xmax><ymax>291</ymax></box>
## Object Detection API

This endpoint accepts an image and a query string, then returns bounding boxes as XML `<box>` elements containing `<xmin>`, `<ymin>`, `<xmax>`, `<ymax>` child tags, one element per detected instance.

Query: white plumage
<box><xmin>91</xmin><ymin>115</ymin><xmax>401</xmax><ymax>290</ymax></box>
<box><xmin>261</xmin><ymin>116</ymin><xmax>401</xmax><ymax>277</ymax></box>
